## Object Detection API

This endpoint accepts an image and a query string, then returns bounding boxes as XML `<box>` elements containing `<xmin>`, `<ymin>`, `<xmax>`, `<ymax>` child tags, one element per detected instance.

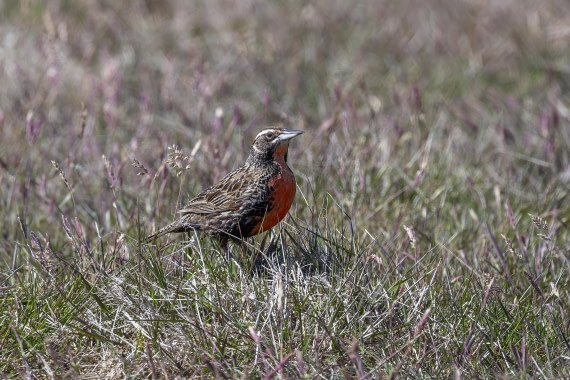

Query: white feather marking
<box><xmin>255</xmin><ymin>128</ymin><xmax>278</xmax><ymax>140</ymax></box>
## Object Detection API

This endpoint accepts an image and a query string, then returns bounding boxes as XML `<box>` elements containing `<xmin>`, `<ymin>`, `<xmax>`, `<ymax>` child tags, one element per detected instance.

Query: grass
<box><xmin>1</xmin><ymin>0</ymin><xmax>569</xmax><ymax>378</ymax></box>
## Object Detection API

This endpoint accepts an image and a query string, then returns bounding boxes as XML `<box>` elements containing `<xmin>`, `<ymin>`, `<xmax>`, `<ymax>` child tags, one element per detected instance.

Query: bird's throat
<box><xmin>273</xmin><ymin>142</ymin><xmax>289</xmax><ymax>163</ymax></box>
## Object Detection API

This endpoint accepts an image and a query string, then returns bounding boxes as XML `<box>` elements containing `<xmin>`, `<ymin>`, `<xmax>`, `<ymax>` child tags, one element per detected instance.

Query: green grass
<box><xmin>1</xmin><ymin>0</ymin><xmax>569</xmax><ymax>378</ymax></box>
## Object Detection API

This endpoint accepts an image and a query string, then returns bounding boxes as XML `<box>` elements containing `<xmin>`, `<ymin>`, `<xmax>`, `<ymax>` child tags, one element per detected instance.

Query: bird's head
<box><xmin>249</xmin><ymin>127</ymin><xmax>304</xmax><ymax>162</ymax></box>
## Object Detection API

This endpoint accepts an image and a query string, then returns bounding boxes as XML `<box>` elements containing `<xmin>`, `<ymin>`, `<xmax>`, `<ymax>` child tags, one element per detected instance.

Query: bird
<box><xmin>146</xmin><ymin>127</ymin><xmax>303</xmax><ymax>247</ymax></box>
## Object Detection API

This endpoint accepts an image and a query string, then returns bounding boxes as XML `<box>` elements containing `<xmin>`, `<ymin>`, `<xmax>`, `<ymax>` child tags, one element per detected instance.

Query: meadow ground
<box><xmin>1</xmin><ymin>1</ymin><xmax>569</xmax><ymax>378</ymax></box>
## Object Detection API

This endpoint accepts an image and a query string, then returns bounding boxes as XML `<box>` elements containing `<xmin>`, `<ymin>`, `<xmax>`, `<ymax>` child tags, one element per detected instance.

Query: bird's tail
<box><xmin>144</xmin><ymin>221</ymin><xmax>186</xmax><ymax>243</ymax></box>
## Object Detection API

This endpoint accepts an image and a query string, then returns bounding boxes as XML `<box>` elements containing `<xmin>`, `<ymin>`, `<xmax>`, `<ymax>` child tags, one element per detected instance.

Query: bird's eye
<box><xmin>265</xmin><ymin>132</ymin><xmax>275</xmax><ymax>139</ymax></box>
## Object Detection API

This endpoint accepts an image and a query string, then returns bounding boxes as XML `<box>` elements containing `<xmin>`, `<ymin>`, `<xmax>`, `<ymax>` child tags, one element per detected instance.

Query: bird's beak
<box><xmin>277</xmin><ymin>129</ymin><xmax>304</xmax><ymax>141</ymax></box>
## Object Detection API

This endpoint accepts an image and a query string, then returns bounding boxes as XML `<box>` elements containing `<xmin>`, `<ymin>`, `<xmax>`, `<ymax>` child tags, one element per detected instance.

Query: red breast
<box><xmin>251</xmin><ymin>142</ymin><xmax>297</xmax><ymax>234</ymax></box>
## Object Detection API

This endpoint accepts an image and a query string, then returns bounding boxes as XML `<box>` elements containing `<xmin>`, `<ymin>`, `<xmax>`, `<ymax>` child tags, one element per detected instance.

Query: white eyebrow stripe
<box><xmin>255</xmin><ymin>129</ymin><xmax>278</xmax><ymax>139</ymax></box>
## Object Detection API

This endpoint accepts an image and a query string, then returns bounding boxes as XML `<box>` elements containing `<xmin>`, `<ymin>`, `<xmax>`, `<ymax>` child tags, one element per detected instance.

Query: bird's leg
<box><xmin>219</xmin><ymin>237</ymin><xmax>233</xmax><ymax>262</ymax></box>
<box><xmin>265</xmin><ymin>234</ymin><xmax>279</xmax><ymax>260</ymax></box>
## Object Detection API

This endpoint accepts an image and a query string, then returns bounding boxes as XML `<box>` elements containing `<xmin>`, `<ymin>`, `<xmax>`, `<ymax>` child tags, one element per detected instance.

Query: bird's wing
<box><xmin>177</xmin><ymin>165</ymin><xmax>260</xmax><ymax>215</ymax></box>
<box><xmin>176</xmin><ymin>196</ymin><xmax>221</xmax><ymax>215</ymax></box>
